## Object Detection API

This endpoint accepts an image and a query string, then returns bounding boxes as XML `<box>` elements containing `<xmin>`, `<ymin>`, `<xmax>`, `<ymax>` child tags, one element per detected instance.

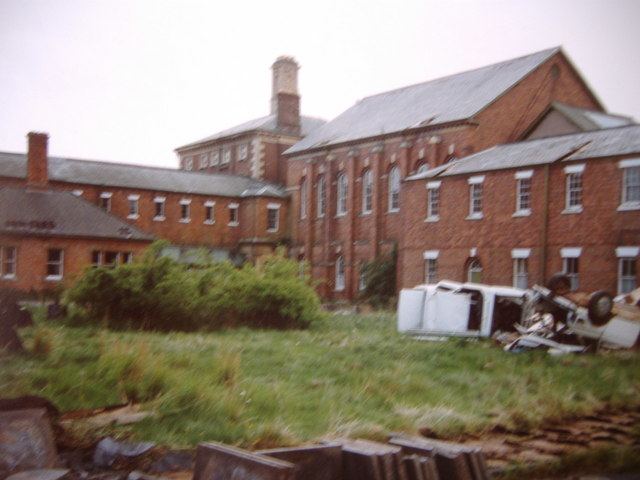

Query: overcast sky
<box><xmin>1</xmin><ymin>0</ymin><xmax>639</xmax><ymax>168</ymax></box>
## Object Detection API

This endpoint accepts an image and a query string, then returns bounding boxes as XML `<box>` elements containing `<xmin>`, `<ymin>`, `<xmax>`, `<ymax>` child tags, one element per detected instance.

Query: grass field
<box><xmin>2</xmin><ymin>312</ymin><xmax>639</xmax><ymax>449</ymax></box>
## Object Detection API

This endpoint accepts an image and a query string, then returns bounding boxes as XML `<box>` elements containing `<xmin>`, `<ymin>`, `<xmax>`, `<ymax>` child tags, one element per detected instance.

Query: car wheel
<box><xmin>587</xmin><ymin>290</ymin><xmax>614</xmax><ymax>326</ymax></box>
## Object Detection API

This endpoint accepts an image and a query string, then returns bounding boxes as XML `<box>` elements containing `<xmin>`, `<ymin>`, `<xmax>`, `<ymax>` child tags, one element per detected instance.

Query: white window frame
<box><xmin>100</xmin><ymin>192</ymin><xmax>112</xmax><ymax>212</ymax></box>
<box><xmin>336</xmin><ymin>173</ymin><xmax>348</xmax><ymax>217</ymax></box>
<box><xmin>467</xmin><ymin>176</ymin><xmax>484</xmax><ymax>220</ymax></box>
<box><xmin>211</xmin><ymin>151</ymin><xmax>220</xmax><ymax>166</ymax></box>
<box><xmin>300</xmin><ymin>179</ymin><xmax>308</xmax><ymax>219</ymax></box>
<box><xmin>199</xmin><ymin>154</ymin><xmax>208</xmax><ymax>169</ymax></box>
<box><xmin>1</xmin><ymin>246</ymin><xmax>17</xmax><ymax>279</ymax></box>
<box><xmin>563</xmin><ymin>164</ymin><xmax>585</xmax><ymax>213</ymax></box>
<box><xmin>228</xmin><ymin>202</ymin><xmax>239</xmax><ymax>226</ymax></box>
<box><xmin>335</xmin><ymin>256</ymin><xmax>345</xmax><ymax>291</ymax></box>
<box><xmin>204</xmin><ymin>200</ymin><xmax>216</xmax><ymax>225</ymax></box>
<box><xmin>238</xmin><ymin>144</ymin><xmax>248</xmax><ymax>161</ymax></box>
<box><xmin>358</xmin><ymin>264</ymin><xmax>367</xmax><ymax>291</ymax></box>
<box><xmin>267</xmin><ymin>203</ymin><xmax>280</xmax><ymax>232</ymax></box>
<box><xmin>317</xmin><ymin>175</ymin><xmax>326</xmax><ymax>218</ymax></box>
<box><xmin>423</xmin><ymin>250</ymin><xmax>439</xmax><ymax>284</ymax></box>
<box><xmin>362</xmin><ymin>169</ymin><xmax>373</xmax><ymax>214</ymax></box>
<box><xmin>561</xmin><ymin>247</ymin><xmax>582</xmax><ymax>291</ymax></box>
<box><xmin>127</xmin><ymin>194</ymin><xmax>140</xmax><ymax>219</ymax></box>
<box><xmin>184</xmin><ymin>157</ymin><xmax>193</xmax><ymax>171</ymax></box>
<box><xmin>514</xmin><ymin>170</ymin><xmax>533</xmax><ymax>216</ymax></box>
<box><xmin>616</xmin><ymin>246</ymin><xmax>639</xmax><ymax>294</ymax></box>
<box><xmin>153</xmin><ymin>196</ymin><xmax>166</xmax><ymax>221</ymax></box>
<box><xmin>222</xmin><ymin>149</ymin><xmax>231</xmax><ymax>165</ymax></box>
<box><xmin>511</xmin><ymin>249</ymin><xmax>531</xmax><ymax>289</ymax></box>
<box><xmin>467</xmin><ymin>258</ymin><xmax>483</xmax><ymax>283</ymax></box>
<box><xmin>618</xmin><ymin>159</ymin><xmax>640</xmax><ymax>211</ymax></box>
<box><xmin>388</xmin><ymin>166</ymin><xmax>400</xmax><ymax>213</ymax></box>
<box><xmin>426</xmin><ymin>181</ymin><xmax>441</xmax><ymax>221</ymax></box>
<box><xmin>179</xmin><ymin>198</ymin><xmax>191</xmax><ymax>223</ymax></box>
<box><xmin>46</xmin><ymin>248</ymin><xmax>64</xmax><ymax>281</ymax></box>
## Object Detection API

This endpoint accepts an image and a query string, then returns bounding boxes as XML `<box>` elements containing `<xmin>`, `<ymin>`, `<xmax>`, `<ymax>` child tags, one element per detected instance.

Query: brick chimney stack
<box><xmin>27</xmin><ymin>132</ymin><xmax>49</xmax><ymax>188</ymax></box>
<box><xmin>271</xmin><ymin>56</ymin><xmax>300</xmax><ymax>135</ymax></box>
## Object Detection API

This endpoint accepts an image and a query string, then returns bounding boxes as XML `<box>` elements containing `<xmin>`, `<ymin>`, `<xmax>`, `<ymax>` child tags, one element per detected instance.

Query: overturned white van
<box><xmin>398</xmin><ymin>281</ymin><xmax>527</xmax><ymax>337</ymax></box>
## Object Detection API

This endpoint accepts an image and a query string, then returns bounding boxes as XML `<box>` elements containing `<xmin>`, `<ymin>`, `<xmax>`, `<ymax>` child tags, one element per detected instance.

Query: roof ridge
<box><xmin>358</xmin><ymin>47</ymin><xmax>560</xmax><ymax>103</ymax></box>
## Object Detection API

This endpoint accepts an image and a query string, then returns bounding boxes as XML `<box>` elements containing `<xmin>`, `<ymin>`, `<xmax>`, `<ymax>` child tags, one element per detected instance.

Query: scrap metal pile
<box><xmin>398</xmin><ymin>275</ymin><xmax>640</xmax><ymax>353</ymax></box>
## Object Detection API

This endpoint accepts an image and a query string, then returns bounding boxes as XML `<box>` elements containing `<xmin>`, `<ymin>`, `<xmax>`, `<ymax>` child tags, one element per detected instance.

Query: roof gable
<box><xmin>286</xmin><ymin>48</ymin><xmax>561</xmax><ymax>154</ymax></box>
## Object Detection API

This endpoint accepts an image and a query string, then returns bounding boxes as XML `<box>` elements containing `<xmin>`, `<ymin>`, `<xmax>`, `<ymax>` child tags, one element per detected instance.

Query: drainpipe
<box><xmin>540</xmin><ymin>164</ymin><xmax>550</xmax><ymax>284</ymax></box>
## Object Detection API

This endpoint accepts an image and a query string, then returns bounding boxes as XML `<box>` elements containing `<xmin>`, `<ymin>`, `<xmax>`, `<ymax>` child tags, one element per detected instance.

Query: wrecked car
<box><xmin>398</xmin><ymin>280</ymin><xmax>640</xmax><ymax>350</ymax></box>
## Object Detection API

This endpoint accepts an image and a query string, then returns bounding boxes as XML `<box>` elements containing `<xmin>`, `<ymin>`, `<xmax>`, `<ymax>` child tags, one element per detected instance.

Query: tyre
<box><xmin>587</xmin><ymin>290</ymin><xmax>614</xmax><ymax>326</ymax></box>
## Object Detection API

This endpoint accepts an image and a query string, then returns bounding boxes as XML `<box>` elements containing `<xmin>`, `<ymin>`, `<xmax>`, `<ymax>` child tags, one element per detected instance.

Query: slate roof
<box><xmin>286</xmin><ymin>48</ymin><xmax>565</xmax><ymax>155</ymax></box>
<box><xmin>406</xmin><ymin>125</ymin><xmax>640</xmax><ymax>181</ymax></box>
<box><xmin>550</xmin><ymin>102</ymin><xmax>634</xmax><ymax>131</ymax></box>
<box><xmin>0</xmin><ymin>187</ymin><xmax>154</xmax><ymax>241</ymax></box>
<box><xmin>175</xmin><ymin>114</ymin><xmax>327</xmax><ymax>150</ymax></box>
<box><xmin>0</xmin><ymin>153</ymin><xmax>287</xmax><ymax>198</ymax></box>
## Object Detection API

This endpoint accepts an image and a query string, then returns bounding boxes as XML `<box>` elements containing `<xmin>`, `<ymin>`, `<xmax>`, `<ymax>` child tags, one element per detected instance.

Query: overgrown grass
<box><xmin>1</xmin><ymin>312</ymin><xmax>639</xmax><ymax>449</ymax></box>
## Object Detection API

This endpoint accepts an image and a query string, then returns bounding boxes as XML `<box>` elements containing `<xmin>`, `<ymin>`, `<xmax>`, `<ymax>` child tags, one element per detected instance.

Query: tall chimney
<box><xmin>27</xmin><ymin>132</ymin><xmax>49</xmax><ymax>188</ymax></box>
<box><xmin>271</xmin><ymin>56</ymin><xmax>300</xmax><ymax>134</ymax></box>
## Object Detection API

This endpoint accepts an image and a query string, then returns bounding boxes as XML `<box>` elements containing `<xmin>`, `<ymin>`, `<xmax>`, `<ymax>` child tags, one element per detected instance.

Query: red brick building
<box><xmin>0</xmin><ymin>133</ymin><xmax>291</xmax><ymax>291</ymax></box>
<box><xmin>283</xmin><ymin>47</ymin><xmax>638</xmax><ymax>299</ymax></box>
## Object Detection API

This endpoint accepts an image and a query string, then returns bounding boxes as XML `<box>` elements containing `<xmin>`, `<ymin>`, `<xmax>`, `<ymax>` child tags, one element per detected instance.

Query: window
<box><xmin>179</xmin><ymin>199</ymin><xmax>191</xmax><ymax>223</ymax></box>
<box><xmin>300</xmin><ymin>179</ymin><xmax>308</xmax><ymax>219</ymax></box>
<box><xmin>561</xmin><ymin>247</ymin><xmax>581</xmax><ymax>291</ymax></box>
<box><xmin>423</xmin><ymin>251</ymin><xmax>438</xmax><ymax>283</ymax></box>
<box><xmin>335</xmin><ymin>256</ymin><xmax>345</xmax><ymax>291</ymax></box>
<box><xmin>1</xmin><ymin>246</ymin><xmax>16</xmax><ymax>279</ymax></box>
<box><xmin>127</xmin><ymin>194</ymin><xmax>140</xmax><ymax>219</ymax></box>
<box><xmin>100</xmin><ymin>192</ymin><xmax>112</xmax><ymax>212</ymax></box>
<box><xmin>184</xmin><ymin>157</ymin><xmax>193</xmax><ymax>171</ymax></box>
<box><xmin>199</xmin><ymin>154</ymin><xmax>208</xmax><ymax>169</ymax></box>
<box><xmin>564</xmin><ymin>164</ymin><xmax>584</xmax><ymax>212</ymax></box>
<box><xmin>92</xmin><ymin>251</ymin><xmax>133</xmax><ymax>267</ymax></box>
<box><xmin>267</xmin><ymin>203</ymin><xmax>280</xmax><ymax>232</ymax></box>
<box><xmin>154</xmin><ymin>196</ymin><xmax>166</xmax><ymax>221</ymax></box>
<box><xmin>467</xmin><ymin>258</ymin><xmax>482</xmax><ymax>283</ymax></box>
<box><xmin>388</xmin><ymin>166</ymin><xmax>400</xmax><ymax>212</ymax></box>
<box><xmin>228</xmin><ymin>203</ymin><xmax>239</xmax><ymax>226</ymax></box>
<box><xmin>336</xmin><ymin>173</ymin><xmax>348</xmax><ymax>216</ymax></box>
<box><xmin>512</xmin><ymin>249</ymin><xmax>531</xmax><ymax>289</ymax></box>
<box><xmin>416</xmin><ymin>162</ymin><xmax>428</xmax><ymax>174</ymax></box>
<box><xmin>358</xmin><ymin>265</ymin><xmax>367</xmax><ymax>291</ymax></box>
<box><xmin>616</xmin><ymin>247</ymin><xmax>639</xmax><ymax>294</ymax></box>
<box><xmin>238</xmin><ymin>144</ymin><xmax>248</xmax><ymax>161</ymax></box>
<box><xmin>515</xmin><ymin>170</ymin><xmax>532</xmax><ymax>215</ymax></box>
<box><xmin>468</xmin><ymin>176</ymin><xmax>484</xmax><ymax>219</ymax></box>
<box><xmin>619</xmin><ymin>160</ymin><xmax>640</xmax><ymax>210</ymax></box>
<box><xmin>211</xmin><ymin>151</ymin><xmax>220</xmax><ymax>166</ymax></box>
<box><xmin>426</xmin><ymin>181</ymin><xmax>440</xmax><ymax>220</ymax></box>
<box><xmin>513</xmin><ymin>258</ymin><xmax>528</xmax><ymax>289</ymax></box>
<box><xmin>46</xmin><ymin>249</ymin><xmax>63</xmax><ymax>280</ymax></box>
<box><xmin>362</xmin><ymin>169</ymin><xmax>373</xmax><ymax>214</ymax></box>
<box><xmin>204</xmin><ymin>200</ymin><xmax>215</xmax><ymax>224</ymax></box>
<box><xmin>222</xmin><ymin>149</ymin><xmax>231</xmax><ymax>165</ymax></box>
<box><xmin>317</xmin><ymin>175</ymin><xmax>326</xmax><ymax>218</ymax></box>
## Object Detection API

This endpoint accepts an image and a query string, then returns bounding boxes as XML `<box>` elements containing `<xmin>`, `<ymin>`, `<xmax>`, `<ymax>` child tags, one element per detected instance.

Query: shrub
<box><xmin>63</xmin><ymin>242</ymin><xmax>323</xmax><ymax>331</ymax></box>
<box><xmin>359</xmin><ymin>245</ymin><xmax>397</xmax><ymax>309</ymax></box>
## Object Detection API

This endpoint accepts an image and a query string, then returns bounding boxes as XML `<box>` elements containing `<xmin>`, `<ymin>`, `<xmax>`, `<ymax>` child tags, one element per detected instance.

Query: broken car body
<box><xmin>398</xmin><ymin>280</ymin><xmax>640</xmax><ymax>349</ymax></box>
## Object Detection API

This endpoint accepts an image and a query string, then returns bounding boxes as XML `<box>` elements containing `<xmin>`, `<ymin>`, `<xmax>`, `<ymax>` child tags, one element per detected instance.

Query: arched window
<box><xmin>335</xmin><ymin>256</ymin><xmax>345</xmax><ymax>291</ymax></box>
<box><xmin>362</xmin><ymin>169</ymin><xmax>373</xmax><ymax>214</ymax></box>
<box><xmin>388</xmin><ymin>166</ymin><xmax>400</xmax><ymax>212</ymax></box>
<box><xmin>336</xmin><ymin>173</ymin><xmax>348</xmax><ymax>216</ymax></box>
<box><xmin>416</xmin><ymin>162</ymin><xmax>428</xmax><ymax>174</ymax></box>
<box><xmin>317</xmin><ymin>175</ymin><xmax>326</xmax><ymax>218</ymax></box>
<box><xmin>300</xmin><ymin>178</ymin><xmax>307</xmax><ymax>219</ymax></box>
<box><xmin>467</xmin><ymin>258</ymin><xmax>483</xmax><ymax>283</ymax></box>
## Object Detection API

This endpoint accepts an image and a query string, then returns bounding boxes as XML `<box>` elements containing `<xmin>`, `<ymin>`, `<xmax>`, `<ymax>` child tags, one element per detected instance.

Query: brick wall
<box><xmin>398</xmin><ymin>155</ymin><xmax>640</xmax><ymax>294</ymax></box>
<box><xmin>0</xmin><ymin>234</ymin><xmax>150</xmax><ymax>292</ymax></box>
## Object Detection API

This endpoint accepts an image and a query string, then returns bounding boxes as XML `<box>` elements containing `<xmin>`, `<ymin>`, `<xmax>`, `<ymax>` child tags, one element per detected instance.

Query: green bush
<box><xmin>64</xmin><ymin>242</ymin><xmax>323</xmax><ymax>331</ymax></box>
<box><xmin>359</xmin><ymin>245</ymin><xmax>397</xmax><ymax>309</ymax></box>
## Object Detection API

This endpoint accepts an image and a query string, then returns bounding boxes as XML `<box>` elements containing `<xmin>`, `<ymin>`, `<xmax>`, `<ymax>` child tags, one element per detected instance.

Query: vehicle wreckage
<box><xmin>398</xmin><ymin>278</ymin><xmax>640</xmax><ymax>352</ymax></box>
